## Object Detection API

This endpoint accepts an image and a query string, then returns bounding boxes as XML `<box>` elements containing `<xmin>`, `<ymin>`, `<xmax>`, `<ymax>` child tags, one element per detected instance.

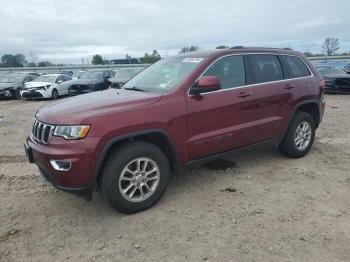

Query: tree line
<box><xmin>1</xmin><ymin>37</ymin><xmax>348</xmax><ymax>68</ymax></box>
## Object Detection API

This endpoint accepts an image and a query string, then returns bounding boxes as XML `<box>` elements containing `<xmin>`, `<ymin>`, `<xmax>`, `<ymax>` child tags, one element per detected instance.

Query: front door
<box><xmin>186</xmin><ymin>55</ymin><xmax>255</xmax><ymax>160</ymax></box>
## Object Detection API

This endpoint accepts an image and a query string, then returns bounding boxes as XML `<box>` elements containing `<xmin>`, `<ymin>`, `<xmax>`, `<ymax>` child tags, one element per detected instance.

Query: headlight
<box><xmin>53</xmin><ymin>125</ymin><xmax>90</xmax><ymax>140</ymax></box>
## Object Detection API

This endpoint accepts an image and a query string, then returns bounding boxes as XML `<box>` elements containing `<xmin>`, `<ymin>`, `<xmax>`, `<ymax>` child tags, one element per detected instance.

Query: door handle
<box><xmin>284</xmin><ymin>83</ymin><xmax>296</xmax><ymax>89</ymax></box>
<box><xmin>237</xmin><ymin>92</ymin><xmax>251</xmax><ymax>98</ymax></box>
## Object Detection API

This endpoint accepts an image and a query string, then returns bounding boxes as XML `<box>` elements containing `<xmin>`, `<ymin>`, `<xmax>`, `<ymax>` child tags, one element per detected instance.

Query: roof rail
<box><xmin>230</xmin><ymin>46</ymin><xmax>293</xmax><ymax>51</ymax></box>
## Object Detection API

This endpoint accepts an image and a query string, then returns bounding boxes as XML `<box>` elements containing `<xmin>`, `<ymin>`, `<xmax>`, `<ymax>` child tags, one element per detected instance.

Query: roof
<box><xmin>39</xmin><ymin>74</ymin><xmax>67</xmax><ymax>77</ymax></box>
<box><xmin>174</xmin><ymin>47</ymin><xmax>301</xmax><ymax>58</ymax></box>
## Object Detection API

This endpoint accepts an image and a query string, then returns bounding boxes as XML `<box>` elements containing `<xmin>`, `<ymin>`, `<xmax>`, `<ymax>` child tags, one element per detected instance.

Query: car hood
<box><xmin>37</xmin><ymin>89</ymin><xmax>162</xmax><ymax>124</ymax></box>
<box><xmin>324</xmin><ymin>74</ymin><xmax>350</xmax><ymax>79</ymax></box>
<box><xmin>68</xmin><ymin>78</ymin><xmax>101</xmax><ymax>85</ymax></box>
<box><xmin>25</xmin><ymin>82</ymin><xmax>52</xmax><ymax>88</ymax></box>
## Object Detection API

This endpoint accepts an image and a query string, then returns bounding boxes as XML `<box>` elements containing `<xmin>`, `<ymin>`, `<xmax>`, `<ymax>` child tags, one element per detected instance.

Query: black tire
<box><xmin>52</xmin><ymin>89</ymin><xmax>58</xmax><ymax>99</ymax></box>
<box><xmin>100</xmin><ymin>141</ymin><xmax>170</xmax><ymax>214</ymax></box>
<box><xmin>279</xmin><ymin>112</ymin><xmax>315</xmax><ymax>158</ymax></box>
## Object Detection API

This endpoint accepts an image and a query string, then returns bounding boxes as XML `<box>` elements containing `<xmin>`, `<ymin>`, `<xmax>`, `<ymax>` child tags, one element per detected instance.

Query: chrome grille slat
<box><xmin>32</xmin><ymin>120</ymin><xmax>55</xmax><ymax>144</ymax></box>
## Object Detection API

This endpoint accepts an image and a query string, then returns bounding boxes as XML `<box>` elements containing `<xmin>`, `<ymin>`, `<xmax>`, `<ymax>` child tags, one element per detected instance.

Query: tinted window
<box><xmin>62</xmin><ymin>75</ymin><xmax>72</xmax><ymax>81</ymax></box>
<box><xmin>281</xmin><ymin>55</ymin><xmax>311</xmax><ymax>78</ymax></box>
<box><xmin>203</xmin><ymin>55</ymin><xmax>245</xmax><ymax>89</ymax></box>
<box><xmin>249</xmin><ymin>55</ymin><xmax>283</xmax><ymax>84</ymax></box>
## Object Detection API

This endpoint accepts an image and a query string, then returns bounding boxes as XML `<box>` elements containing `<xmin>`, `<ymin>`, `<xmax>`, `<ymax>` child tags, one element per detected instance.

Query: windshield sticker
<box><xmin>182</xmin><ymin>58</ymin><xmax>203</xmax><ymax>63</ymax></box>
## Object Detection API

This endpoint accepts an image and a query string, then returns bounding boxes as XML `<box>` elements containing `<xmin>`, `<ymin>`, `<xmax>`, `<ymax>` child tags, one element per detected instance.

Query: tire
<box><xmin>279</xmin><ymin>112</ymin><xmax>315</xmax><ymax>158</ymax></box>
<box><xmin>52</xmin><ymin>89</ymin><xmax>58</xmax><ymax>99</ymax></box>
<box><xmin>100</xmin><ymin>141</ymin><xmax>170</xmax><ymax>214</ymax></box>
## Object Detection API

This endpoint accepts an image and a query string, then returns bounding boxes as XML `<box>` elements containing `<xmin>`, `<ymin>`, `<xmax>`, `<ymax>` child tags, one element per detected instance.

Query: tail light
<box><xmin>319</xmin><ymin>79</ymin><xmax>325</xmax><ymax>91</ymax></box>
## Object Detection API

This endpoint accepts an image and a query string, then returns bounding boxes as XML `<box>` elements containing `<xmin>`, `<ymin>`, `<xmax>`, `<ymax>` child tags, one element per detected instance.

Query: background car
<box><xmin>108</xmin><ymin>68</ymin><xmax>143</xmax><ymax>88</ymax></box>
<box><xmin>21</xmin><ymin>74</ymin><xmax>72</xmax><ymax>99</ymax></box>
<box><xmin>68</xmin><ymin>70</ymin><xmax>114</xmax><ymax>96</ymax></box>
<box><xmin>72</xmin><ymin>70</ymin><xmax>86</xmax><ymax>79</ymax></box>
<box><xmin>59</xmin><ymin>70</ymin><xmax>73</xmax><ymax>77</ymax></box>
<box><xmin>316</xmin><ymin>65</ymin><xmax>350</xmax><ymax>93</ymax></box>
<box><xmin>0</xmin><ymin>73</ymin><xmax>38</xmax><ymax>99</ymax></box>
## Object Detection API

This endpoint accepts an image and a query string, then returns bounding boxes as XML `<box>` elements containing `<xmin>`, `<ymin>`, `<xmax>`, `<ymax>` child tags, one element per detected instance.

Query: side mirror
<box><xmin>190</xmin><ymin>76</ymin><xmax>221</xmax><ymax>96</ymax></box>
<box><xmin>57</xmin><ymin>80</ymin><xmax>63</xmax><ymax>84</ymax></box>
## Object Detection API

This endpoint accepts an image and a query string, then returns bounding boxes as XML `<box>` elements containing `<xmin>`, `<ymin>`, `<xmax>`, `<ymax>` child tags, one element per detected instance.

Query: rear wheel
<box><xmin>100</xmin><ymin>141</ymin><xmax>170</xmax><ymax>214</ymax></box>
<box><xmin>279</xmin><ymin>112</ymin><xmax>315</xmax><ymax>158</ymax></box>
<box><xmin>52</xmin><ymin>89</ymin><xmax>58</xmax><ymax>99</ymax></box>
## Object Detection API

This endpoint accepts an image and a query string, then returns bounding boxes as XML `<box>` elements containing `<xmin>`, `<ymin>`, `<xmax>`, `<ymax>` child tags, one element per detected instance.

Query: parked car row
<box><xmin>0</xmin><ymin>67</ymin><xmax>144</xmax><ymax>100</ymax></box>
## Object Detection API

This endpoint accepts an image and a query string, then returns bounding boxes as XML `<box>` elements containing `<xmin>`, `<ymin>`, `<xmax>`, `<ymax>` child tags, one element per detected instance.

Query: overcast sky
<box><xmin>1</xmin><ymin>0</ymin><xmax>349</xmax><ymax>64</ymax></box>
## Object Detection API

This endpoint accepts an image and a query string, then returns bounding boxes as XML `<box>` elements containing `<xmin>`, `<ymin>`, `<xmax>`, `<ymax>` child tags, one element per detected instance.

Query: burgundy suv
<box><xmin>25</xmin><ymin>47</ymin><xmax>326</xmax><ymax>213</ymax></box>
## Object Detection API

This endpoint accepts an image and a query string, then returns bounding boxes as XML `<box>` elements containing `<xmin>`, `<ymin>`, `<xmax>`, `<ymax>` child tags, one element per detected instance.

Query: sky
<box><xmin>0</xmin><ymin>0</ymin><xmax>349</xmax><ymax>64</ymax></box>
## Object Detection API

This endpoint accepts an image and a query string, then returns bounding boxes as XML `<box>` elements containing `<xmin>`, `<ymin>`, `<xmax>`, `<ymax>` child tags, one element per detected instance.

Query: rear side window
<box><xmin>203</xmin><ymin>55</ymin><xmax>245</xmax><ymax>90</ymax></box>
<box><xmin>280</xmin><ymin>55</ymin><xmax>311</xmax><ymax>78</ymax></box>
<box><xmin>249</xmin><ymin>55</ymin><xmax>283</xmax><ymax>84</ymax></box>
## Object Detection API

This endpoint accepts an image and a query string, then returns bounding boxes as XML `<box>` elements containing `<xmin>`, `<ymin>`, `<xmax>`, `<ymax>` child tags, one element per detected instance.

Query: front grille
<box><xmin>32</xmin><ymin>120</ymin><xmax>55</xmax><ymax>144</ymax></box>
<box><xmin>336</xmin><ymin>78</ymin><xmax>350</xmax><ymax>86</ymax></box>
<box><xmin>22</xmin><ymin>91</ymin><xmax>43</xmax><ymax>98</ymax></box>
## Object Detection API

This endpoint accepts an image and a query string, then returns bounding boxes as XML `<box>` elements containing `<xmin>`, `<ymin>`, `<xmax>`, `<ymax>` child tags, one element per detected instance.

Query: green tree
<box><xmin>92</xmin><ymin>54</ymin><xmax>104</xmax><ymax>65</ymax></box>
<box><xmin>322</xmin><ymin>37</ymin><xmax>340</xmax><ymax>56</ymax></box>
<box><xmin>179</xmin><ymin>46</ymin><xmax>199</xmax><ymax>54</ymax></box>
<box><xmin>216</xmin><ymin>45</ymin><xmax>229</xmax><ymax>49</ymax></box>
<box><xmin>37</xmin><ymin>61</ymin><xmax>53</xmax><ymax>67</ymax></box>
<box><xmin>140</xmin><ymin>50</ymin><xmax>161</xmax><ymax>64</ymax></box>
<box><xmin>1</xmin><ymin>54</ymin><xmax>27</xmax><ymax>67</ymax></box>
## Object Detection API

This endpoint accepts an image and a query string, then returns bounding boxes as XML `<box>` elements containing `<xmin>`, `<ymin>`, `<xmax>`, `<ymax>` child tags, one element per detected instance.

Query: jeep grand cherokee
<box><xmin>25</xmin><ymin>47</ymin><xmax>326</xmax><ymax>213</ymax></box>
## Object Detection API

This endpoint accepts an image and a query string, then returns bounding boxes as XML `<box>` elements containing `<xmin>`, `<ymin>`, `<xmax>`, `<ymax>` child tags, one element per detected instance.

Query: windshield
<box><xmin>317</xmin><ymin>66</ymin><xmax>345</xmax><ymax>75</ymax></box>
<box><xmin>79</xmin><ymin>71</ymin><xmax>104</xmax><ymax>79</ymax></box>
<box><xmin>123</xmin><ymin>57</ymin><xmax>204</xmax><ymax>93</ymax></box>
<box><xmin>0</xmin><ymin>75</ymin><xmax>24</xmax><ymax>83</ymax></box>
<box><xmin>33</xmin><ymin>75</ymin><xmax>56</xmax><ymax>83</ymax></box>
<box><xmin>73</xmin><ymin>71</ymin><xmax>86</xmax><ymax>78</ymax></box>
<box><xmin>115</xmin><ymin>69</ymin><xmax>140</xmax><ymax>78</ymax></box>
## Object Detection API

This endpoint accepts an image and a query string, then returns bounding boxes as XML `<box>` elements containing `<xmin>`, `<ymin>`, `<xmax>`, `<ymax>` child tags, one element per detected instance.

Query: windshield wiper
<box><xmin>124</xmin><ymin>86</ymin><xmax>145</xmax><ymax>92</ymax></box>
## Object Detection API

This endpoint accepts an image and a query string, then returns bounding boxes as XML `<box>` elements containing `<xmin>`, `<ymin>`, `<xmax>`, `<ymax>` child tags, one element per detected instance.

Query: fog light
<box><xmin>50</xmin><ymin>160</ymin><xmax>71</xmax><ymax>171</ymax></box>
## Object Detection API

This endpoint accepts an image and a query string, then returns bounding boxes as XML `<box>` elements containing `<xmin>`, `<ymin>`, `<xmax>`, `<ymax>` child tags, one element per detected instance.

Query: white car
<box><xmin>21</xmin><ymin>74</ymin><xmax>72</xmax><ymax>99</ymax></box>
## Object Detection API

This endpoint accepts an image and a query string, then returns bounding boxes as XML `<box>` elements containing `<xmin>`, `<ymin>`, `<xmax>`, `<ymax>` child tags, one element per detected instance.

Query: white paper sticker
<box><xmin>182</xmin><ymin>58</ymin><xmax>203</xmax><ymax>63</ymax></box>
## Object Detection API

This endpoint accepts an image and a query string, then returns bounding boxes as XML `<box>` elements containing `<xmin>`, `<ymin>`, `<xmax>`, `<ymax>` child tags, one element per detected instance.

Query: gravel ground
<box><xmin>0</xmin><ymin>95</ymin><xmax>349</xmax><ymax>262</ymax></box>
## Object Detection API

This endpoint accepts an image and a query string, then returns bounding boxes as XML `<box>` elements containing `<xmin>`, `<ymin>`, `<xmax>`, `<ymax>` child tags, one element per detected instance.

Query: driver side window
<box><xmin>203</xmin><ymin>55</ymin><xmax>246</xmax><ymax>90</ymax></box>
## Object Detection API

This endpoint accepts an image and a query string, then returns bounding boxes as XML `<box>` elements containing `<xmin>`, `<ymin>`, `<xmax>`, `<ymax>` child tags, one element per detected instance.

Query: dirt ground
<box><xmin>0</xmin><ymin>95</ymin><xmax>349</xmax><ymax>262</ymax></box>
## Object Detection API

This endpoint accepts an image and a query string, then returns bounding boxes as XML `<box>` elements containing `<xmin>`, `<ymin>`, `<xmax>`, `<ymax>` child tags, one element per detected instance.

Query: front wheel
<box><xmin>100</xmin><ymin>141</ymin><xmax>170</xmax><ymax>214</ymax></box>
<box><xmin>279</xmin><ymin>112</ymin><xmax>315</xmax><ymax>158</ymax></box>
<box><xmin>52</xmin><ymin>89</ymin><xmax>58</xmax><ymax>99</ymax></box>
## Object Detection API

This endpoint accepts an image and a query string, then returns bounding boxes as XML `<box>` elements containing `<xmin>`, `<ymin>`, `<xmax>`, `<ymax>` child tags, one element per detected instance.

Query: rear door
<box><xmin>279</xmin><ymin>55</ymin><xmax>312</xmax><ymax>98</ymax></box>
<box><xmin>247</xmin><ymin>54</ymin><xmax>298</xmax><ymax>142</ymax></box>
<box><xmin>186</xmin><ymin>55</ymin><xmax>255</xmax><ymax>160</ymax></box>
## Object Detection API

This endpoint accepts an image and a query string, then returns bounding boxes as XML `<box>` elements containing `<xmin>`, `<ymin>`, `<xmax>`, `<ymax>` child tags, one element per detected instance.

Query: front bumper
<box><xmin>0</xmin><ymin>88</ymin><xmax>15</xmax><ymax>98</ymax></box>
<box><xmin>24</xmin><ymin>135</ymin><xmax>101</xmax><ymax>198</ymax></box>
<box><xmin>325</xmin><ymin>85</ymin><xmax>350</xmax><ymax>93</ymax></box>
<box><xmin>21</xmin><ymin>89</ymin><xmax>49</xmax><ymax>99</ymax></box>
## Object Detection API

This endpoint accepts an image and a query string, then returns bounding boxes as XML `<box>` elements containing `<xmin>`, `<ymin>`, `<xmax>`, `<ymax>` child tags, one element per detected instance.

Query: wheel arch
<box><xmin>279</xmin><ymin>100</ymin><xmax>320</xmax><ymax>144</ymax></box>
<box><xmin>92</xmin><ymin>129</ymin><xmax>181</xmax><ymax>187</ymax></box>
